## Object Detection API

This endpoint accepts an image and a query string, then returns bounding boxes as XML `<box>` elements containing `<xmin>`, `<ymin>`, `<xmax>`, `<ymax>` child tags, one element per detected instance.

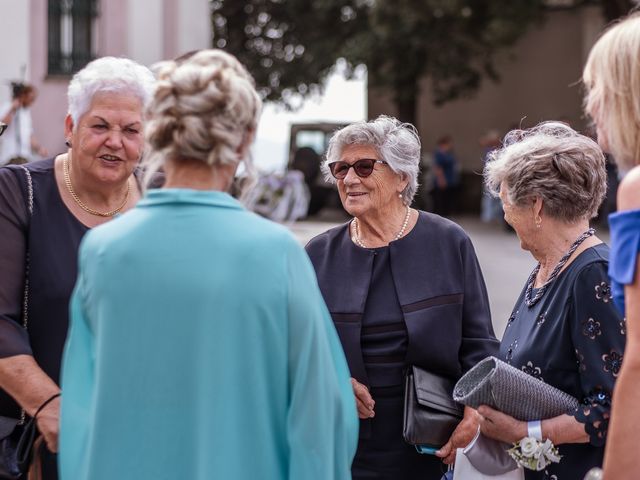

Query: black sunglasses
<box><xmin>0</xmin><ymin>123</ymin><xmax>6</xmax><ymax>137</ymax></box>
<box><xmin>328</xmin><ymin>158</ymin><xmax>388</xmax><ymax>179</ymax></box>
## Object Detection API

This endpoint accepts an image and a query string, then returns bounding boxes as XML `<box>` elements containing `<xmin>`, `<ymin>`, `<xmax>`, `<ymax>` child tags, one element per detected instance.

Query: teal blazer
<box><xmin>59</xmin><ymin>189</ymin><xmax>358</xmax><ymax>480</ymax></box>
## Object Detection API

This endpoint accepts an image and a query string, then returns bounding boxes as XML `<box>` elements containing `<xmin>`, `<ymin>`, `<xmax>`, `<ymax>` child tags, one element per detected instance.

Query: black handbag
<box><xmin>402</xmin><ymin>366</ymin><xmax>464</xmax><ymax>450</ymax></box>
<box><xmin>0</xmin><ymin>392</ymin><xmax>60</xmax><ymax>480</ymax></box>
<box><xmin>0</xmin><ymin>416</ymin><xmax>37</xmax><ymax>479</ymax></box>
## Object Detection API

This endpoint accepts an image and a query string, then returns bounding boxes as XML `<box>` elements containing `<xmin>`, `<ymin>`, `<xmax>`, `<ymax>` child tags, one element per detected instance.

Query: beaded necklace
<box><xmin>524</xmin><ymin>228</ymin><xmax>595</xmax><ymax>307</ymax></box>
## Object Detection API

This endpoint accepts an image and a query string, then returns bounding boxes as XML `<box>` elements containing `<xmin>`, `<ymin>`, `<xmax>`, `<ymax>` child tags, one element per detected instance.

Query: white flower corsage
<box><xmin>507</xmin><ymin>436</ymin><xmax>562</xmax><ymax>471</ymax></box>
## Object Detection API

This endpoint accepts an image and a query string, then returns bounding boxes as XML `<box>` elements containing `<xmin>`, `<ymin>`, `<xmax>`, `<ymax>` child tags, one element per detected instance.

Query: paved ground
<box><xmin>287</xmin><ymin>214</ymin><xmax>611</xmax><ymax>339</ymax></box>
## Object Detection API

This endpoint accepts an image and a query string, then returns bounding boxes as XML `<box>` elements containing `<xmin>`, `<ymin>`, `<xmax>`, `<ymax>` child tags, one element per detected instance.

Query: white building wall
<box><xmin>0</xmin><ymin>0</ymin><xmax>30</xmax><ymax>105</ymax></box>
<box><xmin>176</xmin><ymin>0</ymin><xmax>211</xmax><ymax>56</ymax></box>
<box><xmin>127</xmin><ymin>0</ymin><xmax>164</xmax><ymax>66</ymax></box>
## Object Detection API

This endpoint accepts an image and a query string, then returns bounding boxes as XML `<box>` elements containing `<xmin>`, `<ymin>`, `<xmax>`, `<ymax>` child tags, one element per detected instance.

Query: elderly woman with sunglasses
<box><xmin>305</xmin><ymin>115</ymin><xmax>499</xmax><ymax>479</ymax></box>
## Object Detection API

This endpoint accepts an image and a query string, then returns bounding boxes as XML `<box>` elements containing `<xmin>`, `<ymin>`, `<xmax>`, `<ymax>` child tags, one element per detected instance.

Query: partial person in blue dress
<box><xmin>480</xmin><ymin>122</ymin><xmax>625</xmax><ymax>480</ymax></box>
<box><xmin>583</xmin><ymin>12</ymin><xmax>640</xmax><ymax>480</ymax></box>
<box><xmin>59</xmin><ymin>49</ymin><xmax>358</xmax><ymax>480</ymax></box>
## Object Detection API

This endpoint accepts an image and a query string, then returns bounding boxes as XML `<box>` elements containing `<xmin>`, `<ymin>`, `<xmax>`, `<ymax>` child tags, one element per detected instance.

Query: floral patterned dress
<box><xmin>499</xmin><ymin>244</ymin><xmax>625</xmax><ymax>480</ymax></box>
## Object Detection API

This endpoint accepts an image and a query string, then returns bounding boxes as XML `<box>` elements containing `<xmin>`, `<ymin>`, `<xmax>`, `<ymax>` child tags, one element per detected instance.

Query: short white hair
<box><xmin>67</xmin><ymin>56</ymin><xmax>156</xmax><ymax>124</ymax></box>
<box><xmin>323</xmin><ymin>115</ymin><xmax>421</xmax><ymax>205</ymax></box>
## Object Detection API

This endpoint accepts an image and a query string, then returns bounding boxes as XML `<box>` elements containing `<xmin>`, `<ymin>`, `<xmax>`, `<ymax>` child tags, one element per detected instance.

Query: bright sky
<box><xmin>252</xmin><ymin>63</ymin><xmax>367</xmax><ymax>173</ymax></box>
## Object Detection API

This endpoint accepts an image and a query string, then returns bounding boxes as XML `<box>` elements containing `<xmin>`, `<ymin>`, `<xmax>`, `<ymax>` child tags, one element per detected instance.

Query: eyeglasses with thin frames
<box><xmin>328</xmin><ymin>158</ymin><xmax>388</xmax><ymax>179</ymax></box>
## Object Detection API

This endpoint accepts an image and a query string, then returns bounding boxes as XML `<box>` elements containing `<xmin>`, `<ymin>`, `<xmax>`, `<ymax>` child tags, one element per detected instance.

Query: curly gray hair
<box><xmin>484</xmin><ymin>121</ymin><xmax>606</xmax><ymax>222</ymax></box>
<box><xmin>323</xmin><ymin>115</ymin><xmax>421</xmax><ymax>206</ymax></box>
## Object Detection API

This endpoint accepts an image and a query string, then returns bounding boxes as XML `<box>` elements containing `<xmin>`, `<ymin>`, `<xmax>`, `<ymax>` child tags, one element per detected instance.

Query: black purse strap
<box><xmin>33</xmin><ymin>393</ymin><xmax>60</xmax><ymax>420</ymax></box>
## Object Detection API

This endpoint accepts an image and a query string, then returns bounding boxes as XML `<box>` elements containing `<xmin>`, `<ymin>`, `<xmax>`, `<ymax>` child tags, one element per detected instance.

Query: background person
<box><xmin>480</xmin><ymin>122</ymin><xmax>625</xmax><ymax>480</ymax></box>
<box><xmin>583</xmin><ymin>12</ymin><xmax>640</xmax><ymax>479</ymax></box>
<box><xmin>306</xmin><ymin>115</ymin><xmax>499</xmax><ymax>479</ymax></box>
<box><xmin>431</xmin><ymin>134</ymin><xmax>459</xmax><ymax>217</ymax></box>
<box><xmin>59</xmin><ymin>49</ymin><xmax>357</xmax><ymax>480</ymax></box>
<box><xmin>0</xmin><ymin>82</ymin><xmax>47</xmax><ymax>164</ymax></box>
<box><xmin>479</xmin><ymin>130</ymin><xmax>503</xmax><ymax>223</ymax></box>
<box><xmin>0</xmin><ymin>57</ymin><xmax>155</xmax><ymax>480</ymax></box>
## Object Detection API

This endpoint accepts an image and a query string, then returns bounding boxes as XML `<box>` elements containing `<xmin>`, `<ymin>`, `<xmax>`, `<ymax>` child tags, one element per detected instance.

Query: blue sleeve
<box><xmin>570</xmin><ymin>262</ymin><xmax>626</xmax><ymax>447</ymax></box>
<box><xmin>608</xmin><ymin>209</ymin><xmax>640</xmax><ymax>314</ymax></box>
<box><xmin>59</xmin><ymin>240</ymin><xmax>95</xmax><ymax>480</ymax></box>
<box><xmin>285</xmin><ymin>241</ymin><xmax>358</xmax><ymax>480</ymax></box>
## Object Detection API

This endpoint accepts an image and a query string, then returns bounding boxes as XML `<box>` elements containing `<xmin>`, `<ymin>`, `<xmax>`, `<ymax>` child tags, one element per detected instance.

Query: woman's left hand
<box><xmin>478</xmin><ymin>405</ymin><xmax>527</xmax><ymax>444</ymax></box>
<box><xmin>436</xmin><ymin>408</ymin><xmax>480</xmax><ymax>464</ymax></box>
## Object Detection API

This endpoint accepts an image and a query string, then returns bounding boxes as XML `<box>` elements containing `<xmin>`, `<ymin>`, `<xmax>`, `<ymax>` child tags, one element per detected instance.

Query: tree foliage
<box><xmin>211</xmin><ymin>0</ymin><xmax>636</xmax><ymax>125</ymax></box>
<box><xmin>211</xmin><ymin>0</ymin><xmax>366</xmax><ymax>107</ymax></box>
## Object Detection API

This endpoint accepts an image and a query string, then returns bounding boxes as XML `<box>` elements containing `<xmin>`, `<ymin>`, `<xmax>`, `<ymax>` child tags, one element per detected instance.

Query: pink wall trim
<box><xmin>163</xmin><ymin>0</ymin><xmax>178</xmax><ymax>59</ymax></box>
<box><xmin>100</xmin><ymin>0</ymin><xmax>128</xmax><ymax>56</ymax></box>
<box><xmin>30</xmin><ymin>0</ymin><xmax>67</xmax><ymax>157</ymax></box>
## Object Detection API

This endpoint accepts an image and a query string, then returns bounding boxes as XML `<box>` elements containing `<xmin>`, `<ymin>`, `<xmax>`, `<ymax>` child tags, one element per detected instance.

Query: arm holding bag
<box><xmin>453</xmin><ymin>356</ymin><xmax>579</xmax><ymax>421</ymax></box>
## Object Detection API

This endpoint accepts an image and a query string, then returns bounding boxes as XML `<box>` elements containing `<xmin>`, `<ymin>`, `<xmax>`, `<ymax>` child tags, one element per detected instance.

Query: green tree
<box><xmin>342</xmin><ymin>1</ymin><xmax>544</xmax><ymax>125</ymax></box>
<box><xmin>211</xmin><ymin>0</ymin><xmax>635</xmax><ymax>125</ymax></box>
<box><xmin>211</xmin><ymin>0</ymin><xmax>366</xmax><ymax>106</ymax></box>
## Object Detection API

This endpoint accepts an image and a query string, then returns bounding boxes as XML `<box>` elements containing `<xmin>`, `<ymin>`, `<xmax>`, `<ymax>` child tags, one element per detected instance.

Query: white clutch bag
<box><xmin>453</xmin><ymin>446</ymin><xmax>524</xmax><ymax>480</ymax></box>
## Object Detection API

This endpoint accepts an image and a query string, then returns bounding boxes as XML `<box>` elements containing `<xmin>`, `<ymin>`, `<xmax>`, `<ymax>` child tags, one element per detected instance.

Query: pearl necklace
<box><xmin>63</xmin><ymin>156</ymin><xmax>130</xmax><ymax>217</ymax></box>
<box><xmin>352</xmin><ymin>205</ymin><xmax>411</xmax><ymax>248</ymax></box>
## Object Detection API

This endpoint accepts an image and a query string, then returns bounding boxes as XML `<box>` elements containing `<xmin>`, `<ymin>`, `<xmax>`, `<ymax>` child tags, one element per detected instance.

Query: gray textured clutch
<box><xmin>453</xmin><ymin>356</ymin><xmax>579</xmax><ymax>421</ymax></box>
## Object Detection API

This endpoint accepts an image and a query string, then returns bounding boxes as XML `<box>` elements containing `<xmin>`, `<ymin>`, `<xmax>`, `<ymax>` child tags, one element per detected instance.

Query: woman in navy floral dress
<box><xmin>478</xmin><ymin>122</ymin><xmax>625</xmax><ymax>480</ymax></box>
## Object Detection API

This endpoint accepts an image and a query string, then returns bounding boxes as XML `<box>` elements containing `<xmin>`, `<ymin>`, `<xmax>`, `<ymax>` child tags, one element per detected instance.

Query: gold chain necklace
<box><xmin>63</xmin><ymin>156</ymin><xmax>130</xmax><ymax>217</ymax></box>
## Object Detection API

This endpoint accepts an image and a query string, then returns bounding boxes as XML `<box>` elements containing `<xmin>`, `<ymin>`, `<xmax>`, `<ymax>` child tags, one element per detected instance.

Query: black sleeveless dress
<box><xmin>0</xmin><ymin>158</ymin><xmax>89</xmax><ymax>480</ymax></box>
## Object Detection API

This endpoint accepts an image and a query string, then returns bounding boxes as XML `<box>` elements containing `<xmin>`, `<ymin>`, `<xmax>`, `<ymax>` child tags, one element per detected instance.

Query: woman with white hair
<box><xmin>59</xmin><ymin>49</ymin><xmax>357</xmax><ymax>480</ymax></box>
<box><xmin>0</xmin><ymin>56</ymin><xmax>155</xmax><ymax>479</ymax></box>
<box><xmin>583</xmin><ymin>12</ymin><xmax>640</xmax><ymax>479</ymax></box>
<box><xmin>479</xmin><ymin>122</ymin><xmax>625</xmax><ymax>479</ymax></box>
<box><xmin>305</xmin><ymin>115</ymin><xmax>499</xmax><ymax>478</ymax></box>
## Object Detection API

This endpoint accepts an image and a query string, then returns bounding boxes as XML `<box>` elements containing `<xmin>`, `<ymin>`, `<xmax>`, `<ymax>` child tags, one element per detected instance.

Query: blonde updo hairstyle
<box><xmin>583</xmin><ymin>12</ymin><xmax>640</xmax><ymax>171</ymax></box>
<box><xmin>143</xmin><ymin>49</ymin><xmax>262</xmax><ymax>189</ymax></box>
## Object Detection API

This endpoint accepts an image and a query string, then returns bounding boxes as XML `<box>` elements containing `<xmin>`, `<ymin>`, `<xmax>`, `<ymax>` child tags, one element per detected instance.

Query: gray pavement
<box><xmin>287</xmin><ymin>215</ymin><xmax>604</xmax><ymax>340</ymax></box>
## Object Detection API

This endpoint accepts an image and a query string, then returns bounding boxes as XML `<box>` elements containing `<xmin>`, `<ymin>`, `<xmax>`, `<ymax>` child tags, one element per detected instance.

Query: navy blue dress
<box><xmin>0</xmin><ymin>159</ymin><xmax>90</xmax><ymax>480</ymax></box>
<box><xmin>306</xmin><ymin>212</ymin><xmax>499</xmax><ymax>480</ymax></box>
<box><xmin>500</xmin><ymin>244</ymin><xmax>625</xmax><ymax>480</ymax></box>
<box><xmin>352</xmin><ymin>247</ymin><xmax>445</xmax><ymax>479</ymax></box>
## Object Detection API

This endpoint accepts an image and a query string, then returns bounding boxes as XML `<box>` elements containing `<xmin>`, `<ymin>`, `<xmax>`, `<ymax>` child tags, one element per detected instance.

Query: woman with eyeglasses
<box><xmin>305</xmin><ymin>115</ymin><xmax>499</xmax><ymax>479</ymax></box>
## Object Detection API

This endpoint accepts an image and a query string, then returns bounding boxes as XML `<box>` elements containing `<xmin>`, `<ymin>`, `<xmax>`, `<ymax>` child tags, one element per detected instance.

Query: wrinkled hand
<box><xmin>436</xmin><ymin>410</ymin><xmax>480</xmax><ymax>464</ymax></box>
<box><xmin>35</xmin><ymin>397</ymin><xmax>60</xmax><ymax>453</ymax></box>
<box><xmin>478</xmin><ymin>405</ymin><xmax>526</xmax><ymax>445</ymax></box>
<box><xmin>351</xmin><ymin>378</ymin><xmax>375</xmax><ymax>419</ymax></box>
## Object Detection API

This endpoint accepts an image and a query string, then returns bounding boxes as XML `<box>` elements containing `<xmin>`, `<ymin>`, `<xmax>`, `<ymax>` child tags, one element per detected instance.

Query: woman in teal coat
<box><xmin>59</xmin><ymin>49</ymin><xmax>358</xmax><ymax>480</ymax></box>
